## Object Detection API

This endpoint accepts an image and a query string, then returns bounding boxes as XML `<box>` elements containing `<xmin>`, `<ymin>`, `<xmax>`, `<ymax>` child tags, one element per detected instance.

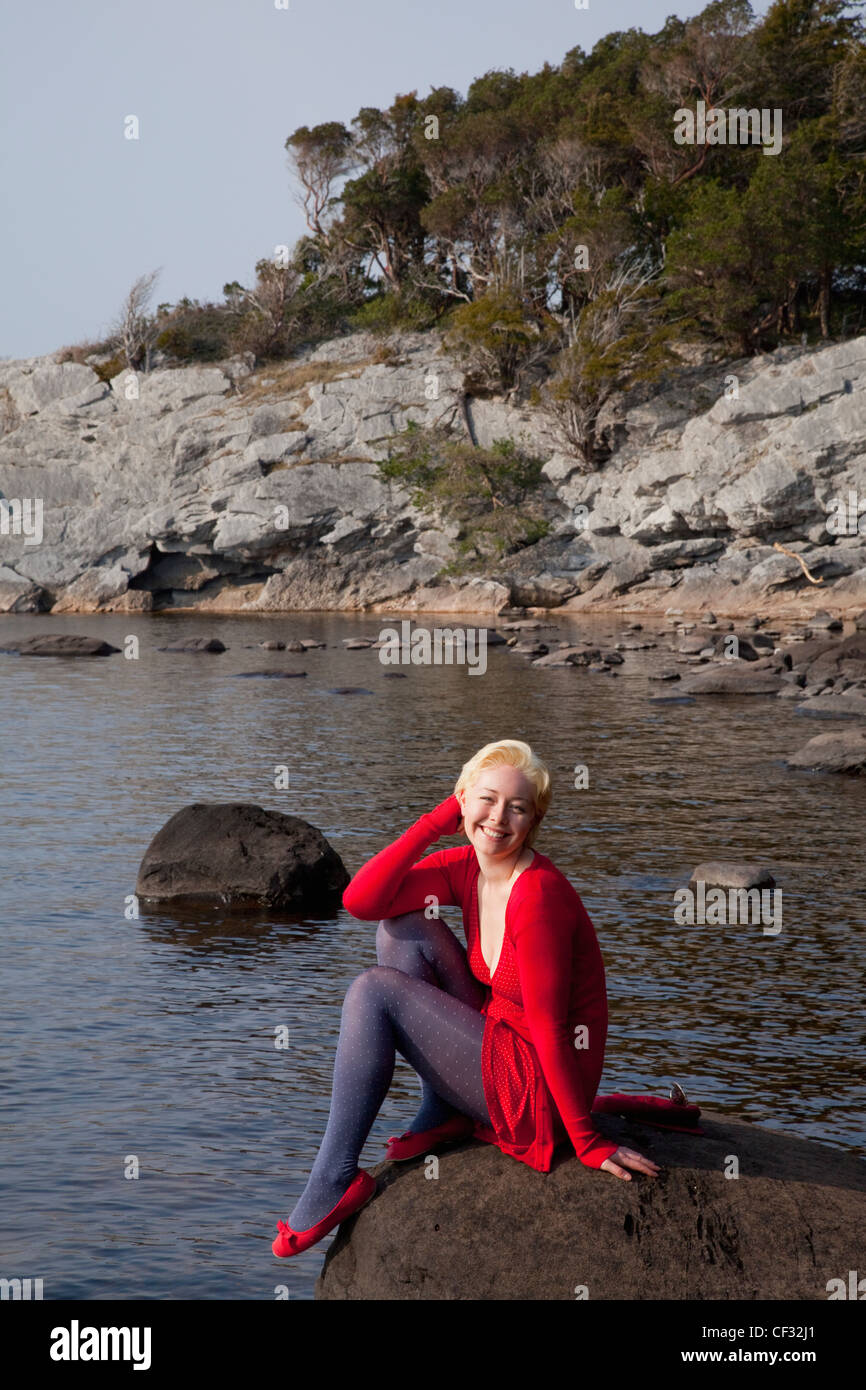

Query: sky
<box><xmin>0</xmin><ymin>0</ymin><xmax>775</xmax><ymax>361</ymax></box>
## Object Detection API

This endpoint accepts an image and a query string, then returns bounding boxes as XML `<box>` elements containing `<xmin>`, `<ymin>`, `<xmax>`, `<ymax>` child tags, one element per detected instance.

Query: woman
<box><xmin>273</xmin><ymin>738</ymin><xmax>661</xmax><ymax>1258</ymax></box>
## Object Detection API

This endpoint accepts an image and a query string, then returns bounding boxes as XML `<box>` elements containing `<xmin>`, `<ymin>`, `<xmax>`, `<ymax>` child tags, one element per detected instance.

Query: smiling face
<box><xmin>457</xmin><ymin>764</ymin><xmax>539</xmax><ymax>864</ymax></box>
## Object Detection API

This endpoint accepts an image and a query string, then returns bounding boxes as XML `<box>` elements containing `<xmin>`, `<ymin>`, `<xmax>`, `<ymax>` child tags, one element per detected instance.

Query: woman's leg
<box><xmin>287</xmin><ymin>965</ymin><xmax>489</xmax><ymax>1232</ymax></box>
<box><xmin>376</xmin><ymin>909</ymin><xmax>487</xmax><ymax>1132</ymax></box>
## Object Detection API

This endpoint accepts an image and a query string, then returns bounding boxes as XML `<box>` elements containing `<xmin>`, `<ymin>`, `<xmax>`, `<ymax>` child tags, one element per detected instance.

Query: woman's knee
<box><xmin>343</xmin><ymin>964</ymin><xmax>403</xmax><ymax>1010</ymax></box>
<box><xmin>376</xmin><ymin>909</ymin><xmax>430</xmax><ymax>943</ymax></box>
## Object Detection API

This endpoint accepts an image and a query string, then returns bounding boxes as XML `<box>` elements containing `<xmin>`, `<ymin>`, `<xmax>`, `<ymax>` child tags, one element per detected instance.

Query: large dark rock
<box><xmin>136</xmin><ymin>803</ymin><xmax>349</xmax><ymax>909</ymax></box>
<box><xmin>10</xmin><ymin>634</ymin><xmax>121</xmax><ymax>656</ymax></box>
<box><xmin>316</xmin><ymin>1111</ymin><xmax>865</xmax><ymax>1300</ymax></box>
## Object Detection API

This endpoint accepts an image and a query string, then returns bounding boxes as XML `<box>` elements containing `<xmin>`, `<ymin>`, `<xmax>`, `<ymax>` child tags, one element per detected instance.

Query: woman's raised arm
<box><xmin>341</xmin><ymin>794</ymin><xmax>464</xmax><ymax>921</ymax></box>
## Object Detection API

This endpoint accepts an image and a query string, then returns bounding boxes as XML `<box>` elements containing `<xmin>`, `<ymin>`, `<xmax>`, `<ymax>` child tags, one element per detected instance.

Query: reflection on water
<box><xmin>0</xmin><ymin>610</ymin><xmax>864</xmax><ymax>1300</ymax></box>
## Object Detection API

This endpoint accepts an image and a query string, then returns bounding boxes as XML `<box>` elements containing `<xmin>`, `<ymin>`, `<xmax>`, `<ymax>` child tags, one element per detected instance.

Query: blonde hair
<box><xmin>453</xmin><ymin>740</ymin><xmax>551</xmax><ymax>849</ymax></box>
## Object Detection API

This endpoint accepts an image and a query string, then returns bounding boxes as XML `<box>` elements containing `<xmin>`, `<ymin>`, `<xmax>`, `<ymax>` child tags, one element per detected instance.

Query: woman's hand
<box><xmin>600</xmin><ymin>1147</ymin><xmax>661</xmax><ymax>1181</ymax></box>
<box><xmin>425</xmin><ymin>794</ymin><xmax>464</xmax><ymax>838</ymax></box>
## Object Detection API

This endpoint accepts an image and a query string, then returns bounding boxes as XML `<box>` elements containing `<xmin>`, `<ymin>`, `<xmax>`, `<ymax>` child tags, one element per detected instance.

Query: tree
<box><xmin>226</xmin><ymin>256</ymin><xmax>304</xmax><ymax>360</ymax></box>
<box><xmin>331</xmin><ymin>94</ymin><xmax>431</xmax><ymax>293</ymax></box>
<box><xmin>443</xmin><ymin>288</ymin><xmax>555</xmax><ymax>396</ymax></box>
<box><xmin>665</xmin><ymin>178</ymin><xmax>768</xmax><ymax>350</ymax></box>
<box><xmin>112</xmin><ymin>269</ymin><xmax>162</xmax><ymax>371</ymax></box>
<box><xmin>285</xmin><ymin>122</ymin><xmax>354</xmax><ymax>247</ymax></box>
<box><xmin>640</xmin><ymin>0</ymin><xmax>757</xmax><ymax>187</ymax></box>
<box><xmin>541</xmin><ymin>253</ymin><xmax>676</xmax><ymax>467</ymax></box>
<box><xmin>751</xmin><ymin>0</ymin><xmax>865</xmax><ymax>120</ymax></box>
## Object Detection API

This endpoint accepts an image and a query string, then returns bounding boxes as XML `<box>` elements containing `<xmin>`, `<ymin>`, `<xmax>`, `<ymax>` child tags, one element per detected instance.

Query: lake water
<box><xmin>1</xmin><ymin>610</ymin><xmax>864</xmax><ymax>1301</ymax></box>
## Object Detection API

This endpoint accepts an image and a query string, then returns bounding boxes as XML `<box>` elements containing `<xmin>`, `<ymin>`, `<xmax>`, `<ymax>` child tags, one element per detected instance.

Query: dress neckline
<box><xmin>473</xmin><ymin>850</ymin><xmax>539</xmax><ymax>979</ymax></box>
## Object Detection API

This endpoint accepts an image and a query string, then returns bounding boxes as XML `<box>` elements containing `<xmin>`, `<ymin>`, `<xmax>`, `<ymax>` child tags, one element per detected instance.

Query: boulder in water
<box><xmin>786</xmin><ymin>729</ymin><xmax>866</xmax><ymax>774</ymax></box>
<box><xmin>157</xmin><ymin>637</ymin><xmax>226</xmax><ymax>653</ymax></box>
<box><xmin>136</xmin><ymin>803</ymin><xmax>349</xmax><ymax>909</ymax></box>
<box><xmin>11</xmin><ymin>634</ymin><xmax>121</xmax><ymax>656</ymax></box>
<box><xmin>677</xmin><ymin>666</ymin><xmax>785</xmax><ymax>695</ymax></box>
<box><xmin>689</xmin><ymin>862</ymin><xmax>776</xmax><ymax>890</ymax></box>
<box><xmin>316</xmin><ymin>1110</ymin><xmax>865</xmax><ymax>1300</ymax></box>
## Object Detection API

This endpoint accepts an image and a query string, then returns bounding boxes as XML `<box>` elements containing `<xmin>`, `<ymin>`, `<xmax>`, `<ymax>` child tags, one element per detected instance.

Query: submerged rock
<box><xmin>316</xmin><ymin>1110</ymin><xmax>865</xmax><ymax>1300</ymax></box>
<box><xmin>689</xmin><ymin>862</ymin><xmax>776</xmax><ymax>890</ymax></box>
<box><xmin>136</xmin><ymin>803</ymin><xmax>349</xmax><ymax>909</ymax></box>
<box><xmin>232</xmin><ymin>669</ymin><xmax>307</xmax><ymax>678</ymax></box>
<box><xmin>158</xmin><ymin>637</ymin><xmax>227</xmax><ymax>653</ymax></box>
<box><xmin>10</xmin><ymin>634</ymin><xmax>121</xmax><ymax>656</ymax></box>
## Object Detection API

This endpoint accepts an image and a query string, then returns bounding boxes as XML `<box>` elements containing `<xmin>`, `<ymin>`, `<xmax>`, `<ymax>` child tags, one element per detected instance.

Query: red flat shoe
<box><xmin>272</xmin><ymin>1170</ymin><xmax>377</xmax><ymax>1258</ymax></box>
<box><xmin>384</xmin><ymin>1113</ymin><xmax>474</xmax><ymax>1162</ymax></box>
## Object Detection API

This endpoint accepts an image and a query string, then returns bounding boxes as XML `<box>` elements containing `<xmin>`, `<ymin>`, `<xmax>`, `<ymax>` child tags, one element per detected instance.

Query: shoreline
<box><xmin>3</xmin><ymin>592</ymin><xmax>860</xmax><ymax>622</ymax></box>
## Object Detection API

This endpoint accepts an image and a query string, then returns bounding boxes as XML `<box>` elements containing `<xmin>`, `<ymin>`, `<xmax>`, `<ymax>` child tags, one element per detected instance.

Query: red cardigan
<box><xmin>342</xmin><ymin>799</ymin><xmax>619</xmax><ymax>1171</ymax></box>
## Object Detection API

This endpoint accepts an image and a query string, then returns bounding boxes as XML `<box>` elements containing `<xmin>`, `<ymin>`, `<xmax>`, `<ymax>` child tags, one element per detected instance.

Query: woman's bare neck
<box><xmin>478</xmin><ymin>847</ymin><xmax>535</xmax><ymax>890</ymax></box>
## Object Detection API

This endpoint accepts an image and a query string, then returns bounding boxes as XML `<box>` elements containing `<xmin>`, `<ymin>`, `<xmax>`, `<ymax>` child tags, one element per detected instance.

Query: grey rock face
<box><xmin>135</xmin><ymin>803</ymin><xmax>349</xmax><ymax>909</ymax></box>
<box><xmin>1</xmin><ymin>332</ymin><xmax>866</xmax><ymax>615</ymax></box>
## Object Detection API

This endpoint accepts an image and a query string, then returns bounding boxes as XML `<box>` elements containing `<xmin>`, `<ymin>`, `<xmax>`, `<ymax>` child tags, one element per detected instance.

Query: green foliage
<box><xmin>542</xmin><ymin>266</ymin><xmax>678</xmax><ymax>467</ymax></box>
<box><xmin>349</xmin><ymin>289</ymin><xmax>441</xmax><ymax>334</ymax></box>
<box><xmin>280</xmin><ymin>1</ymin><xmax>865</xmax><ymax>359</ymax></box>
<box><xmin>91</xmin><ymin>353</ymin><xmax>125</xmax><ymax>382</ymax></box>
<box><xmin>375</xmin><ymin>423</ymin><xmax>551</xmax><ymax>573</ymax></box>
<box><xmin>443</xmin><ymin>291</ymin><xmax>555</xmax><ymax>394</ymax></box>
<box><xmin>154</xmin><ymin>300</ymin><xmax>234</xmax><ymax>362</ymax></box>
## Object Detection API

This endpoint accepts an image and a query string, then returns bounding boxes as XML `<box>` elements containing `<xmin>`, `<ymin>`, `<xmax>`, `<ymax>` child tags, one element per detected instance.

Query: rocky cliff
<box><xmin>1</xmin><ymin>330</ymin><xmax>864</xmax><ymax>618</ymax></box>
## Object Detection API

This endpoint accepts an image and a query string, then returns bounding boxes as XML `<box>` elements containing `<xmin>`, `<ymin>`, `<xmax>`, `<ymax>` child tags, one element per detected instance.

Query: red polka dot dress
<box><xmin>342</xmin><ymin>800</ymin><xmax>620</xmax><ymax>1172</ymax></box>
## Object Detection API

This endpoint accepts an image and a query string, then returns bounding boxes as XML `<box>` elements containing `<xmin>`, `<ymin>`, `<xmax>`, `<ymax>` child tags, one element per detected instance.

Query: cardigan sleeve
<box><xmin>510</xmin><ymin>891</ymin><xmax>619</xmax><ymax>1170</ymax></box>
<box><xmin>341</xmin><ymin>795</ymin><xmax>465</xmax><ymax>922</ymax></box>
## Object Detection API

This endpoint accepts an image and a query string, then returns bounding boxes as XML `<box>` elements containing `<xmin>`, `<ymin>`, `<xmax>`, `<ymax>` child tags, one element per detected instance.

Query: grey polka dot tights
<box><xmin>287</xmin><ymin>910</ymin><xmax>492</xmax><ymax>1232</ymax></box>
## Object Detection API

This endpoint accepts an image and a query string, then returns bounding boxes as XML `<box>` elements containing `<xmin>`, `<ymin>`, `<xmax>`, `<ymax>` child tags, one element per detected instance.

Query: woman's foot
<box><xmin>384</xmin><ymin>1113</ymin><xmax>474</xmax><ymax>1162</ymax></box>
<box><xmin>288</xmin><ymin>1169</ymin><xmax>362</xmax><ymax>1234</ymax></box>
<box><xmin>273</xmin><ymin>1170</ymin><xmax>376</xmax><ymax>1258</ymax></box>
<box><xmin>405</xmin><ymin>1095</ymin><xmax>458</xmax><ymax>1134</ymax></box>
